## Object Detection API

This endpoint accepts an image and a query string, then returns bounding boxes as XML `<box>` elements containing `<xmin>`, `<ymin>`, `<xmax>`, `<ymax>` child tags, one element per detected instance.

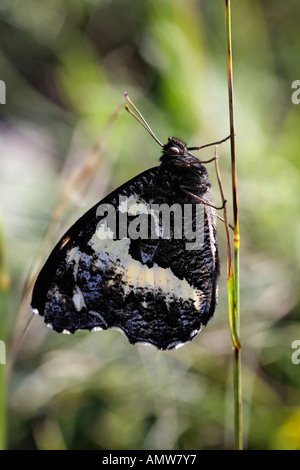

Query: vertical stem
<box><xmin>233</xmin><ymin>342</ymin><xmax>242</xmax><ymax>450</ymax></box>
<box><xmin>225</xmin><ymin>0</ymin><xmax>242</xmax><ymax>450</ymax></box>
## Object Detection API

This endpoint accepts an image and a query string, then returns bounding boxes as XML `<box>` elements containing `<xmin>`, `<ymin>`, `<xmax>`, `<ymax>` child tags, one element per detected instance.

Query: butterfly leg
<box><xmin>179</xmin><ymin>185</ymin><xmax>227</xmax><ymax>210</ymax></box>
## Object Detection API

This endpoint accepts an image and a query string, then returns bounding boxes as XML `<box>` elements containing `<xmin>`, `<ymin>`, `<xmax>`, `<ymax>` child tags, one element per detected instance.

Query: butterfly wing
<box><xmin>31</xmin><ymin>166</ymin><xmax>219</xmax><ymax>350</ymax></box>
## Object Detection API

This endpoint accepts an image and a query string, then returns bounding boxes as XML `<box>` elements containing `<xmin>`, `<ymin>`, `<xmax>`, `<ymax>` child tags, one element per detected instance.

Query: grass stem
<box><xmin>225</xmin><ymin>0</ymin><xmax>242</xmax><ymax>450</ymax></box>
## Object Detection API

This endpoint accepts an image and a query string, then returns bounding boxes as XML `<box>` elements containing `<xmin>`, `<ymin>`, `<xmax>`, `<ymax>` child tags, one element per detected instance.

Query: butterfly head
<box><xmin>161</xmin><ymin>137</ymin><xmax>204</xmax><ymax>169</ymax></box>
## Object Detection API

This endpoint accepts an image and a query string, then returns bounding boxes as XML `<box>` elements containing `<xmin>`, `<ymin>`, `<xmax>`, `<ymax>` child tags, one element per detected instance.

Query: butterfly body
<box><xmin>31</xmin><ymin>137</ymin><xmax>219</xmax><ymax>350</ymax></box>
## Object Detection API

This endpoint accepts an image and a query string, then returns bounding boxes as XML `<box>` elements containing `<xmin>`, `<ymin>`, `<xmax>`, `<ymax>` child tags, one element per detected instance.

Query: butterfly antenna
<box><xmin>188</xmin><ymin>134</ymin><xmax>231</xmax><ymax>151</ymax></box>
<box><xmin>124</xmin><ymin>92</ymin><xmax>163</xmax><ymax>147</ymax></box>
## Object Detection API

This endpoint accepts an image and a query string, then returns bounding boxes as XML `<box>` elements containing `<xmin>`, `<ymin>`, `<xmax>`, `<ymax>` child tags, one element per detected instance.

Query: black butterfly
<box><xmin>31</xmin><ymin>94</ymin><xmax>229</xmax><ymax>350</ymax></box>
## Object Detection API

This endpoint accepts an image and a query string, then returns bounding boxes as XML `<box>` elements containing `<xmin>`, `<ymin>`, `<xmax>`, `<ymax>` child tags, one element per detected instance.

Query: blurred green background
<box><xmin>1</xmin><ymin>0</ymin><xmax>300</xmax><ymax>450</ymax></box>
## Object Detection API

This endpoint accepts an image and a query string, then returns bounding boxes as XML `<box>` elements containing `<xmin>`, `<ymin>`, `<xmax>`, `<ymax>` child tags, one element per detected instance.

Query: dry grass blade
<box><xmin>8</xmin><ymin>104</ymin><xmax>122</xmax><ymax>371</ymax></box>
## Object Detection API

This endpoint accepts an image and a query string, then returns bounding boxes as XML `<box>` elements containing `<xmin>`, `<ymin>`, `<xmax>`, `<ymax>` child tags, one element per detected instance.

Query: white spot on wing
<box><xmin>118</xmin><ymin>195</ymin><xmax>135</xmax><ymax>213</ymax></box>
<box><xmin>103</xmin><ymin>239</ymin><xmax>201</xmax><ymax>310</ymax></box>
<box><xmin>87</xmin><ymin>198</ymin><xmax>202</xmax><ymax>311</ymax></box>
<box><xmin>72</xmin><ymin>286</ymin><xmax>86</xmax><ymax>312</ymax></box>
<box><xmin>174</xmin><ymin>342</ymin><xmax>185</xmax><ymax>350</ymax></box>
<box><xmin>66</xmin><ymin>246</ymin><xmax>81</xmax><ymax>264</ymax></box>
<box><xmin>118</xmin><ymin>196</ymin><xmax>149</xmax><ymax>215</ymax></box>
<box><xmin>95</xmin><ymin>223</ymin><xmax>115</xmax><ymax>240</ymax></box>
<box><xmin>66</xmin><ymin>246</ymin><xmax>82</xmax><ymax>281</ymax></box>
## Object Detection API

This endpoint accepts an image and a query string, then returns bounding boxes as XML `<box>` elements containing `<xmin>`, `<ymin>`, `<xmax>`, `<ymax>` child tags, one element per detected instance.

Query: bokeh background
<box><xmin>1</xmin><ymin>0</ymin><xmax>300</xmax><ymax>450</ymax></box>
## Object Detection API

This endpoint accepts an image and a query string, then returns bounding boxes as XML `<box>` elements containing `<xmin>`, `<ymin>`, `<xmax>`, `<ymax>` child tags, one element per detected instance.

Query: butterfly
<box><xmin>31</xmin><ymin>93</ymin><xmax>229</xmax><ymax>350</ymax></box>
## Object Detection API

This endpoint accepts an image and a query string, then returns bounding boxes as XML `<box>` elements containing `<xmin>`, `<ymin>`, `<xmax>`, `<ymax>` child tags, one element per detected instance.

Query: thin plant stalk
<box><xmin>8</xmin><ymin>104</ymin><xmax>122</xmax><ymax>373</ymax></box>
<box><xmin>225</xmin><ymin>0</ymin><xmax>242</xmax><ymax>450</ymax></box>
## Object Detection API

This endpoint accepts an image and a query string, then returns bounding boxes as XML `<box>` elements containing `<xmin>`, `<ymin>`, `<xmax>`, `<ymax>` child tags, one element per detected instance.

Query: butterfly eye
<box><xmin>169</xmin><ymin>146</ymin><xmax>180</xmax><ymax>155</ymax></box>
